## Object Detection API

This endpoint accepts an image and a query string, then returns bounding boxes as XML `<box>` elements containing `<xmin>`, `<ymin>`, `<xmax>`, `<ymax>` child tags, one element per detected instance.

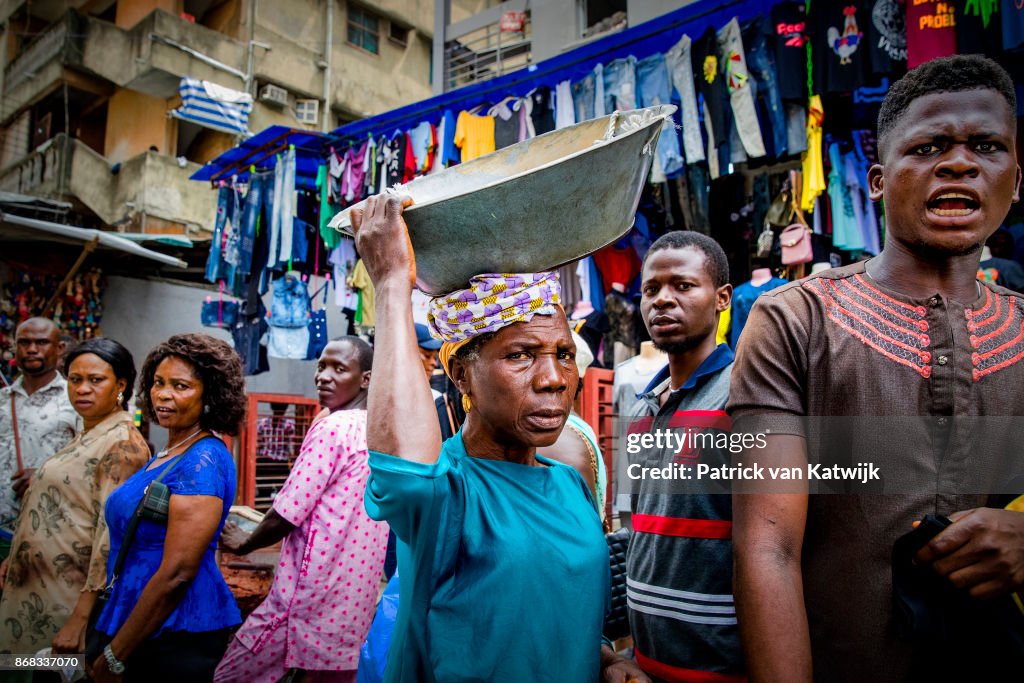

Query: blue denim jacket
<box><xmin>268</xmin><ymin>273</ymin><xmax>310</xmax><ymax>328</ymax></box>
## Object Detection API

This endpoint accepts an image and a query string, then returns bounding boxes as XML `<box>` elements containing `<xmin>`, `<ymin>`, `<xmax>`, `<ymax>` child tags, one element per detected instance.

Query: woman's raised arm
<box><xmin>350</xmin><ymin>194</ymin><xmax>442</xmax><ymax>463</ymax></box>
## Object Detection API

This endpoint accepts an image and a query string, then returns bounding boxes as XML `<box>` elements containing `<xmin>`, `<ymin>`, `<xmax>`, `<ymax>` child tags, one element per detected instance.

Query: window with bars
<box><xmin>347</xmin><ymin>5</ymin><xmax>380</xmax><ymax>54</ymax></box>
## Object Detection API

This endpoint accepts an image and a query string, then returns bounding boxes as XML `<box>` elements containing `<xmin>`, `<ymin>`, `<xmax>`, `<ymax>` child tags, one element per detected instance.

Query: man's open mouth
<box><xmin>927</xmin><ymin>192</ymin><xmax>980</xmax><ymax>218</ymax></box>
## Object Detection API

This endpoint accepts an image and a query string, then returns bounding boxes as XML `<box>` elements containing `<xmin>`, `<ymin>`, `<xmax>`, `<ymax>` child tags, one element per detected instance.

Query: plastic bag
<box><xmin>356</xmin><ymin>572</ymin><xmax>400</xmax><ymax>683</ymax></box>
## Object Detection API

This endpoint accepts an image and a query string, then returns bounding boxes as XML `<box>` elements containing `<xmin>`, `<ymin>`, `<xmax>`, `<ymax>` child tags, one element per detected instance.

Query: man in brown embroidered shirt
<box><xmin>728</xmin><ymin>55</ymin><xmax>1024</xmax><ymax>682</ymax></box>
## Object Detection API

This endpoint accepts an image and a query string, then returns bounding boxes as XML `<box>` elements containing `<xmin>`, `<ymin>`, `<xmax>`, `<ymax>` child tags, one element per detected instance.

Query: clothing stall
<box><xmin>192</xmin><ymin>0</ymin><xmax>1024</xmax><ymax>511</ymax></box>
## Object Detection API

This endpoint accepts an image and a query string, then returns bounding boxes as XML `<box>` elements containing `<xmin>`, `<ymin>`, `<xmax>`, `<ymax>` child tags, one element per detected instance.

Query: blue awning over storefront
<box><xmin>326</xmin><ymin>0</ymin><xmax>769</xmax><ymax>145</ymax></box>
<box><xmin>190</xmin><ymin>125</ymin><xmax>327</xmax><ymax>189</ymax></box>
<box><xmin>191</xmin><ymin>0</ymin><xmax>770</xmax><ymax>185</ymax></box>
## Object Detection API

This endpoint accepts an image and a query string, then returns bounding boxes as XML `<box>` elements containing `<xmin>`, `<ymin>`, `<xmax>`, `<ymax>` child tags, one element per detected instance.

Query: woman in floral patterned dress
<box><xmin>0</xmin><ymin>338</ymin><xmax>149</xmax><ymax>661</ymax></box>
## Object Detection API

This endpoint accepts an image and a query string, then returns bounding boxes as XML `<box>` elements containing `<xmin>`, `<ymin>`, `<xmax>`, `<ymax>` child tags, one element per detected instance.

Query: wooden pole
<box><xmin>42</xmin><ymin>235</ymin><xmax>99</xmax><ymax>316</ymax></box>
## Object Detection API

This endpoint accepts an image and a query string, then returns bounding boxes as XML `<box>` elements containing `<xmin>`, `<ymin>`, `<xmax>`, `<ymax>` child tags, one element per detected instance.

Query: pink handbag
<box><xmin>780</xmin><ymin>224</ymin><xmax>813</xmax><ymax>265</ymax></box>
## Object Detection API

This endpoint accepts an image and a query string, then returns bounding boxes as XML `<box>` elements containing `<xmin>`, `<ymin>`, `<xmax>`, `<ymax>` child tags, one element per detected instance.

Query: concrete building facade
<box><xmin>433</xmin><ymin>0</ymin><xmax>696</xmax><ymax>93</ymax></box>
<box><xmin>0</xmin><ymin>0</ymin><xmax>439</xmax><ymax>239</ymax></box>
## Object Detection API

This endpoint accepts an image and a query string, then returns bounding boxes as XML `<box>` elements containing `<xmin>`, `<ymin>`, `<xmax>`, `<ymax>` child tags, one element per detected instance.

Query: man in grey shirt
<box><xmin>0</xmin><ymin>318</ymin><xmax>78</xmax><ymax>527</ymax></box>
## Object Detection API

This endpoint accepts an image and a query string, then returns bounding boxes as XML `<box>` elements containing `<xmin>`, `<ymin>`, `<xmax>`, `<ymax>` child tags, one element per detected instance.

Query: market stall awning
<box><xmin>189</xmin><ymin>125</ymin><xmax>327</xmax><ymax>189</ymax></box>
<box><xmin>0</xmin><ymin>213</ymin><xmax>188</xmax><ymax>268</ymax></box>
<box><xmin>326</xmin><ymin>0</ymin><xmax>768</xmax><ymax>145</ymax></box>
<box><xmin>170</xmin><ymin>77</ymin><xmax>253</xmax><ymax>137</ymax></box>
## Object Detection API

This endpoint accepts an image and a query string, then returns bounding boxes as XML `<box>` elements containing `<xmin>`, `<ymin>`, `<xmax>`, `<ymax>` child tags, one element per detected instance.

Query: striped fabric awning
<box><xmin>171</xmin><ymin>77</ymin><xmax>252</xmax><ymax>136</ymax></box>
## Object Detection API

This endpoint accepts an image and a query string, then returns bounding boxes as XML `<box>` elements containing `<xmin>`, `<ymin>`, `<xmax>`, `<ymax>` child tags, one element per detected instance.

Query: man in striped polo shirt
<box><xmin>603</xmin><ymin>231</ymin><xmax>743</xmax><ymax>682</ymax></box>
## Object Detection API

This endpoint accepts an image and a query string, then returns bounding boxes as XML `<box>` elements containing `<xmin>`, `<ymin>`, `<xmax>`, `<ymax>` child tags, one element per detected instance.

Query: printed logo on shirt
<box><xmin>872</xmin><ymin>0</ymin><xmax>907</xmax><ymax>60</ymax></box>
<box><xmin>725</xmin><ymin>51</ymin><xmax>749</xmax><ymax>92</ymax></box>
<box><xmin>914</xmin><ymin>0</ymin><xmax>956</xmax><ymax>30</ymax></box>
<box><xmin>703</xmin><ymin>55</ymin><xmax>718</xmax><ymax>84</ymax></box>
<box><xmin>776</xmin><ymin>21</ymin><xmax>807</xmax><ymax>47</ymax></box>
<box><xmin>963</xmin><ymin>0</ymin><xmax>999</xmax><ymax>28</ymax></box>
<box><xmin>828</xmin><ymin>5</ymin><xmax>864</xmax><ymax>65</ymax></box>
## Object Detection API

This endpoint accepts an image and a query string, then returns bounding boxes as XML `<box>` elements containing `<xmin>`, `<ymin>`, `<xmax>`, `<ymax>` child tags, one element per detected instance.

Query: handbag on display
<box><xmin>780</xmin><ymin>223</ymin><xmax>814</xmax><ymax>265</ymax></box>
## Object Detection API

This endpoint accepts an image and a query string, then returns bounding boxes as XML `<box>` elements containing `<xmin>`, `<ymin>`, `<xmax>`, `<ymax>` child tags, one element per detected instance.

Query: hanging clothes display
<box><xmin>906</xmin><ymin>0</ymin><xmax>958</xmax><ymax>68</ymax></box>
<box><xmin>665</xmin><ymin>34</ymin><xmax>706</xmax><ymax>165</ymax></box>
<box><xmin>800</xmin><ymin>96</ymin><xmax>826</xmax><ymax>212</ymax></box>
<box><xmin>718</xmin><ymin>17</ymin><xmax>766</xmax><ymax>160</ymax></box>
<box><xmin>454</xmin><ymin>111</ymin><xmax>496</xmax><ymax>161</ymax></box>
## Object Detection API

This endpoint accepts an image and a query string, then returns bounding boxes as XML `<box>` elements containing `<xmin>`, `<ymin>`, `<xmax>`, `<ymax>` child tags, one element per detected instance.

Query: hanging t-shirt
<box><xmin>867</xmin><ymin>0</ymin><xmax>907</xmax><ymax>73</ymax></box>
<box><xmin>771</xmin><ymin>2</ymin><xmax>809</xmax><ymax>101</ymax></box>
<box><xmin>1004</xmin><ymin>0</ymin><xmax>1024</xmax><ymax>49</ymax></box>
<box><xmin>530</xmin><ymin>86</ymin><xmax>556</xmax><ymax>135</ymax></box>
<box><xmin>592</xmin><ymin>242</ymin><xmax>641</xmax><ymax>295</ymax></box>
<box><xmin>437</xmin><ymin>110</ymin><xmax>460</xmax><ymax>169</ymax></box>
<box><xmin>316</xmin><ymin>164</ymin><xmax>340</xmax><ymax>250</ymax></box>
<box><xmin>454</xmin><ymin>111</ymin><xmax>496</xmax><ymax>162</ymax></box>
<box><xmin>348</xmin><ymin>259</ymin><xmax>376</xmax><ymax>328</ymax></box>
<box><xmin>812</xmin><ymin>1</ymin><xmax>868</xmax><ymax>94</ymax></box>
<box><xmin>693</xmin><ymin>25</ymin><xmax>731</xmax><ymax>159</ymax></box>
<box><xmin>402</xmin><ymin>132</ymin><xmax>417</xmax><ymax>183</ymax></box>
<box><xmin>906</xmin><ymin>0</ymin><xmax>957</xmax><ymax>69</ymax></box>
<box><xmin>956</xmin><ymin>0</ymin><xmax>1002</xmax><ymax>56</ymax></box>
<box><xmin>555</xmin><ymin>80</ymin><xmax>576</xmax><ymax>130</ymax></box>
<box><xmin>730</xmin><ymin>277</ymin><xmax>789</xmax><ymax>348</ymax></box>
<box><xmin>329</xmin><ymin>240</ymin><xmax>360</xmax><ymax>310</ymax></box>
<box><xmin>377</xmin><ymin>133</ymin><xmax>405</xmax><ymax>191</ymax></box>
<box><xmin>800</xmin><ymin>95</ymin><xmax>826</xmax><ymax>212</ymax></box>
<box><xmin>409</xmin><ymin>121</ymin><xmax>436</xmax><ymax>175</ymax></box>
<box><xmin>492</xmin><ymin>103</ymin><xmax>518</xmax><ymax>150</ymax></box>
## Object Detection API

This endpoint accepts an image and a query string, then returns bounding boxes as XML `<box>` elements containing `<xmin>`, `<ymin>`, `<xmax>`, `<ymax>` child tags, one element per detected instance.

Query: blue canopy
<box><xmin>190</xmin><ymin>125</ymin><xmax>327</xmax><ymax>189</ymax></box>
<box><xmin>326</xmin><ymin>0</ymin><xmax>771</xmax><ymax>145</ymax></box>
<box><xmin>191</xmin><ymin>0</ymin><xmax>771</xmax><ymax>187</ymax></box>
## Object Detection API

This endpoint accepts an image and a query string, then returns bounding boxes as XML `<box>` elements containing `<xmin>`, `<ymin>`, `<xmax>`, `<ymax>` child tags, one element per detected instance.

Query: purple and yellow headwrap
<box><xmin>427</xmin><ymin>272</ymin><xmax>562</xmax><ymax>376</ymax></box>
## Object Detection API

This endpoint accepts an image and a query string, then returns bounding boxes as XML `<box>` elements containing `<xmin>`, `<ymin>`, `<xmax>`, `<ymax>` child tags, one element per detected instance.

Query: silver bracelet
<box><xmin>103</xmin><ymin>643</ymin><xmax>126</xmax><ymax>675</ymax></box>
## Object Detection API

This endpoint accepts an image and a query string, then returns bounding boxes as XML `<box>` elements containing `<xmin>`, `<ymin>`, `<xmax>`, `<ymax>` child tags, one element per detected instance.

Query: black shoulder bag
<box><xmin>85</xmin><ymin>453</ymin><xmax>186</xmax><ymax>661</ymax></box>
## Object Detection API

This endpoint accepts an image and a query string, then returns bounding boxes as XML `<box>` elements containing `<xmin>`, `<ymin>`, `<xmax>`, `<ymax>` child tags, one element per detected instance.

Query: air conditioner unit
<box><xmin>294</xmin><ymin>99</ymin><xmax>320</xmax><ymax>125</ymax></box>
<box><xmin>259</xmin><ymin>83</ymin><xmax>289</xmax><ymax>108</ymax></box>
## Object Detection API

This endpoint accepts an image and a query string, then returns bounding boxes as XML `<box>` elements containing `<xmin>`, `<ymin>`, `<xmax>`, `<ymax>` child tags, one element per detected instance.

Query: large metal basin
<box><xmin>330</xmin><ymin>104</ymin><xmax>675</xmax><ymax>295</ymax></box>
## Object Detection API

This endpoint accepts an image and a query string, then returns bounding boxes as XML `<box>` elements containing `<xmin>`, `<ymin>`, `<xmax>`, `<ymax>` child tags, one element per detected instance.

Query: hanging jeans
<box><xmin>593</xmin><ymin>64</ymin><xmax>606</xmax><ymax>117</ymax></box>
<box><xmin>206</xmin><ymin>185</ymin><xmax>239</xmax><ymax>284</ymax></box>
<box><xmin>636</xmin><ymin>53</ymin><xmax>684</xmax><ymax>177</ymax></box>
<box><xmin>742</xmin><ymin>17</ymin><xmax>787</xmax><ymax>158</ymax></box>
<box><xmin>665</xmin><ymin>34</ymin><xmax>706</xmax><ymax>164</ymax></box>
<box><xmin>785</xmin><ymin>102</ymin><xmax>808</xmax><ymax>155</ymax></box>
<box><xmin>571</xmin><ymin>72</ymin><xmax>596</xmax><ymax>122</ymax></box>
<box><xmin>717</xmin><ymin>18</ymin><xmax>766</xmax><ymax>159</ymax></box>
<box><xmin>602</xmin><ymin>57</ymin><xmax>637</xmax><ymax>113</ymax></box>
<box><xmin>237</xmin><ymin>172</ymin><xmax>272</xmax><ymax>278</ymax></box>
<box><xmin>268</xmin><ymin>146</ymin><xmax>296</xmax><ymax>270</ymax></box>
<box><xmin>687</xmin><ymin>163</ymin><xmax>711</xmax><ymax>232</ymax></box>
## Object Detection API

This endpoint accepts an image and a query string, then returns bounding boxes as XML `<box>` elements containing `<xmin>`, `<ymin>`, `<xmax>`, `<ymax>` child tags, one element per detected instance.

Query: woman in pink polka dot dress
<box><xmin>215</xmin><ymin>337</ymin><xmax>388</xmax><ymax>683</ymax></box>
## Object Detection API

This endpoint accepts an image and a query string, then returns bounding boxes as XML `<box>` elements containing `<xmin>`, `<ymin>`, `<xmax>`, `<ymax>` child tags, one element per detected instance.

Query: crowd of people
<box><xmin>0</xmin><ymin>54</ymin><xmax>1021</xmax><ymax>682</ymax></box>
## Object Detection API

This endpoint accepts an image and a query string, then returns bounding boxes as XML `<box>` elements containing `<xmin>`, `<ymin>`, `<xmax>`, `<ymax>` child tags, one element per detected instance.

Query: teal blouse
<box><xmin>364</xmin><ymin>431</ymin><xmax>609</xmax><ymax>682</ymax></box>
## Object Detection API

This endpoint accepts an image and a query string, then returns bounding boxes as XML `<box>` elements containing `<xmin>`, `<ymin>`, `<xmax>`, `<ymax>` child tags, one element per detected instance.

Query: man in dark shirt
<box><xmin>729</xmin><ymin>55</ymin><xmax>1024</xmax><ymax>682</ymax></box>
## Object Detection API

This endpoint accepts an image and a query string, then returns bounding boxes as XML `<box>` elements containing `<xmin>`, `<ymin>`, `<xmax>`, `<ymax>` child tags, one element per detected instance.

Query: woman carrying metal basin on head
<box><xmin>351</xmin><ymin>194</ymin><xmax>650</xmax><ymax>682</ymax></box>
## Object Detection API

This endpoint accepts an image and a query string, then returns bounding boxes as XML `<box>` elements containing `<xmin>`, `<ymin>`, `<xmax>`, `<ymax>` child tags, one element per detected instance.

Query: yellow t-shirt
<box><xmin>717</xmin><ymin>306</ymin><xmax>731</xmax><ymax>346</ymax></box>
<box><xmin>454</xmin><ymin>111</ymin><xmax>496</xmax><ymax>162</ymax></box>
<box><xmin>800</xmin><ymin>95</ymin><xmax>826</xmax><ymax>212</ymax></box>
<box><xmin>348</xmin><ymin>259</ymin><xmax>376</xmax><ymax>328</ymax></box>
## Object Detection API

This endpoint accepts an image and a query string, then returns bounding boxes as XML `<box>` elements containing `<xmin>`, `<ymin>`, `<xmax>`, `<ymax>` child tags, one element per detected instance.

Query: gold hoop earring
<box><xmin>461</xmin><ymin>394</ymin><xmax>472</xmax><ymax>413</ymax></box>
